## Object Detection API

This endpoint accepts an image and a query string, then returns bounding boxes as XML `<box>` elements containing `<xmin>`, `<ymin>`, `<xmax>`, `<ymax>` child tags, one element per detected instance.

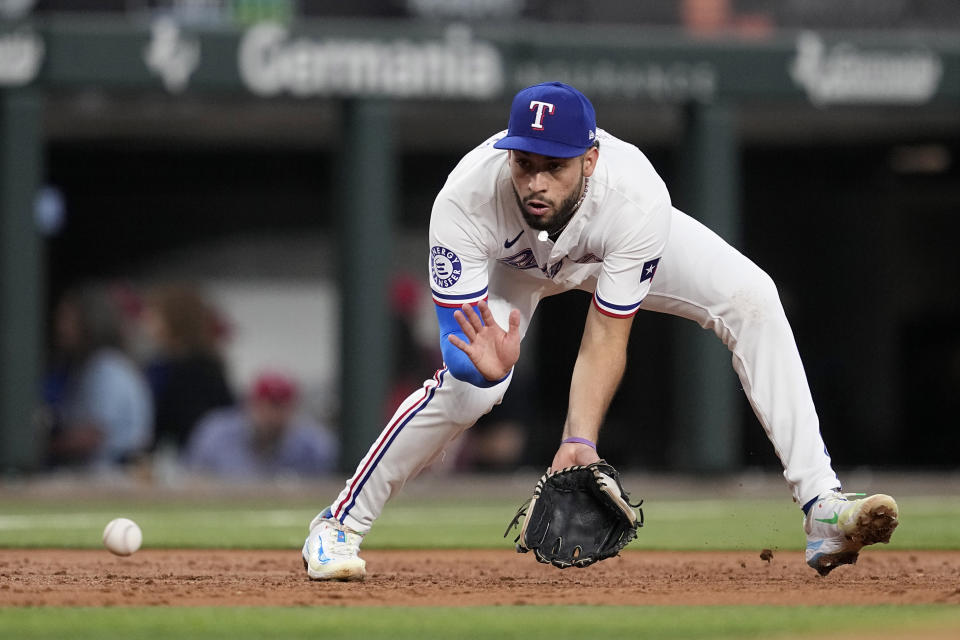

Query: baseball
<box><xmin>102</xmin><ymin>518</ymin><xmax>142</xmax><ymax>556</ymax></box>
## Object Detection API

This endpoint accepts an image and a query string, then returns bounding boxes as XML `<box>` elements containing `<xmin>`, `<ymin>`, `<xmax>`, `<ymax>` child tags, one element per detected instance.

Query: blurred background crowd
<box><xmin>1</xmin><ymin>0</ymin><xmax>958</xmax><ymax>482</ymax></box>
<box><xmin>23</xmin><ymin>0</ymin><xmax>960</xmax><ymax>31</ymax></box>
<box><xmin>39</xmin><ymin>280</ymin><xmax>342</xmax><ymax>477</ymax></box>
<box><xmin>35</xmin><ymin>275</ymin><xmax>518</xmax><ymax>479</ymax></box>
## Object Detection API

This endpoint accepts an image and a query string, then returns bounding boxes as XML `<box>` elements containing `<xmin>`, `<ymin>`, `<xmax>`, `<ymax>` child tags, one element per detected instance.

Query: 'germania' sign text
<box><xmin>239</xmin><ymin>23</ymin><xmax>503</xmax><ymax>99</ymax></box>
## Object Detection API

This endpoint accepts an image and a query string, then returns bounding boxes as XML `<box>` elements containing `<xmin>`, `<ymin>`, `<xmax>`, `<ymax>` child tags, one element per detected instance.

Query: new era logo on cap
<box><xmin>494</xmin><ymin>82</ymin><xmax>597</xmax><ymax>158</ymax></box>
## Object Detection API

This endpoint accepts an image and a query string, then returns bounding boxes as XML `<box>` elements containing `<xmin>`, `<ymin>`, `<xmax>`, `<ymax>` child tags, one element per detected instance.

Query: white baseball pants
<box><xmin>328</xmin><ymin>208</ymin><xmax>840</xmax><ymax>532</ymax></box>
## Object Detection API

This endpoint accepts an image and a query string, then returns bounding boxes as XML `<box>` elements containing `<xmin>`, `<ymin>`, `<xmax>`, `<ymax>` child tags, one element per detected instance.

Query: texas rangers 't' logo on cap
<box><xmin>529</xmin><ymin>100</ymin><xmax>556</xmax><ymax>130</ymax></box>
<box><xmin>494</xmin><ymin>82</ymin><xmax>597</xmax><ymax>159</ymax></box>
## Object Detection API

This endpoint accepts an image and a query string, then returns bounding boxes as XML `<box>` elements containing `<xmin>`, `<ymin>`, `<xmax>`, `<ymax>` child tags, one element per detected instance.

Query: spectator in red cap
<box><xmin>183</xmin><ymin>371</ymin><xmax>338</xmax><ymax>478</ymax></box>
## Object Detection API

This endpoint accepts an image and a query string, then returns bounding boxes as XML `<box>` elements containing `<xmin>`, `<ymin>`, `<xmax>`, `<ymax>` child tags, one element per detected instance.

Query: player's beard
<box><xmin>513</xmin><ymin>173</ymin><xmax>585</xmax><ymax>236</ymax></box>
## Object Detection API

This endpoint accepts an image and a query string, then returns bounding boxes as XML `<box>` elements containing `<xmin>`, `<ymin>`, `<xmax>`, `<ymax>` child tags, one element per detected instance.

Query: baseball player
<box><xmin>303</xmin><ymin>82</ymin><xmax>899</xmax><ymax>581</ymax></box>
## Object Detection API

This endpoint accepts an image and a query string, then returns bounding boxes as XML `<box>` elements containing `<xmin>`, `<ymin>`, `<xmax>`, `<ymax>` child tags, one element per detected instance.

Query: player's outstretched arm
<box><xmin>550</xmin><ymin>304</ymin><xmax>634</xmax><ymax>471</ymax></box>
<box><xmin>448</xmin><ymin>299</ymin><xmax>521</xmax><ymax>381</ymax></box>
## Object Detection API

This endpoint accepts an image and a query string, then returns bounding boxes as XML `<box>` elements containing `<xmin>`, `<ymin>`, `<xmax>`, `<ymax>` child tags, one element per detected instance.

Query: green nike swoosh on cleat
<box><xmin>815</xmin><ymin>513</ymin><xmax>840</xmax><ymax>524</ymax></box>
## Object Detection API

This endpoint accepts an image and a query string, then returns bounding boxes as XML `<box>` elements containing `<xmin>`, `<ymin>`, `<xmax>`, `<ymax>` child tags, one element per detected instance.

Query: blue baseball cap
<box><xmin>493</xmin><ymin>82</ymin><xmax>597</xmax><ymax>158</ymax></box>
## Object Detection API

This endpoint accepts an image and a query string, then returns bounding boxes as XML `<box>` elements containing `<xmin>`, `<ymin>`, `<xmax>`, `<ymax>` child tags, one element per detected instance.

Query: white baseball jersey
<box><xmin>428</xmin><ymin>129</ymin><xmax>671</xmax><ymax>318</ymax></box>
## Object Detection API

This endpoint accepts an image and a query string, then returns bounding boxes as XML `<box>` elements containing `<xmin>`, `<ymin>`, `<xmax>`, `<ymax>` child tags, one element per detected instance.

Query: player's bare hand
<box><xmin>448</xmin><ymin>300</ymin><xmax>521</xmax><ymax>381</ymax></box>
<box><xmin>550</xmin><ymin>441</ymin><xmax>601</xmax><ymax>472</ymax></box>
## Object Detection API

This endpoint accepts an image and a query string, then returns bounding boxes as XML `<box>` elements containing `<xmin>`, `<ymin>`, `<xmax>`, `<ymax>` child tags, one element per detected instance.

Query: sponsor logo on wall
<box><xmin>238</xmin><ymin>22</ymin><xmax>503</xmax><ymax>99</ymax></box>
<box><xmin>144</xmin><ymin>17</ymin><xmax>201</xmax><ymax>93</ymax></box>
<box><xmin>790</xmin><ymin>31</ymin><xmax>942</xmax><ymax>106</ymax></box>
<box><xmin>514</xmin><ymin>60</ymin><xmax>717</xmax><ymax>103</ymax></box>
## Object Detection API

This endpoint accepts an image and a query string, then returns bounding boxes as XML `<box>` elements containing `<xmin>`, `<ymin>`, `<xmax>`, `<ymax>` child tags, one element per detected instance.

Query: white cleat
<box><xmin>302</xmin><ymin>509</ymin><xmax>366</xmax><ymax>581</ymax></box>
<box><xmin>804</xmin><ymin>491</ymin><xmax>899</xmax><ymax>576</ymax></box>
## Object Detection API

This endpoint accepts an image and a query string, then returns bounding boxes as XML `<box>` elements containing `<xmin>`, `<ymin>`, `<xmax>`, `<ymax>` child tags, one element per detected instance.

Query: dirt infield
<box><xmin>1</xmin><ymin>549</ymin><xmax>959</xmax><ymax>607</ymax></box>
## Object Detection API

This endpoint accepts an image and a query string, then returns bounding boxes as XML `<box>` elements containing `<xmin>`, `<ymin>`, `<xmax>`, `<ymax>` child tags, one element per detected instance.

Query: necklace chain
<box><xmin>548</xmin><ymin>177</ymin><xmax>589</xmax><ymax>242</ymax></box>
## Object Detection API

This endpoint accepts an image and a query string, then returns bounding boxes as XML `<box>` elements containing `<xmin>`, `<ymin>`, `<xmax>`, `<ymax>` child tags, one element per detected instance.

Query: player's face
<box><xmin>508</xmin><ymin>148</ymin><xmax>598</xmax><ymax>233</ymax></box>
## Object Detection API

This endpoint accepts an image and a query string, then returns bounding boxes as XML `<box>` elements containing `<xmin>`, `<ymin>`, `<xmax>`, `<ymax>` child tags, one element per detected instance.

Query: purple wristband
<box><xmin>561</xmin><ymin>437</ymin><xmax>597</xmax><ymax>450</ymax></box>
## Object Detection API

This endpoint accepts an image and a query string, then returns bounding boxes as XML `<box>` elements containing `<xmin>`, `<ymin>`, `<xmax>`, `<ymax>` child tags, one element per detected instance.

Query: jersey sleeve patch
<box><xmin>430</xmin><ymin>246</ymin><xmax>463</xmax><ymax>289</ymax></box>
<box><xmin>593</xmin><ymin>292</ymin><xmax>642</xmax><ymax>318</ymax></box>
<box><xmin>640</xmin><ymin>257</ymin><xmax>661</xmax><ymax>283</ymax></box>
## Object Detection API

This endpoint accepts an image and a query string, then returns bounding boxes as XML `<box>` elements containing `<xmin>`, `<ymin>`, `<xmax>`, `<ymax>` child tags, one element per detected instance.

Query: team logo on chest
<box><xmin>529</xmin><ymin>100</ymin><xmax>556</xmax><ymax>130</ymax></box>
<box><xmin>430</xmin><ymin>245</ymin><xmax>462</xmax><ymax>288</ymax></box>
<box><xmin>499</xmin><ymin>249</ymin><xmax>539</xmax><ymax>270</ymax></box>
<box><xmin>542</xmin><ymin>260</ymin><xmax>564</xmax><ymax>279</ymax></box>
<box><xmin>498</xmin><ymin>249</ymin><xmax>564</xmax><ymax>279</ymax></box>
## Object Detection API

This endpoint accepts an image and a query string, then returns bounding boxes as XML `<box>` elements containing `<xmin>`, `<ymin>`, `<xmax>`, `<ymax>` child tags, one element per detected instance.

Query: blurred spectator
<box><xmin>682</xmin><ymin>0</ymin><xmax>732</xmax><ymax>34</ymax></box>
<box><xmin>452</xmin><ymin>418</ymin><xmax>526</xmax><ymax>472</ymax></box>
<box><xmin>42</xmin><ymin>285</ymin><xmax>154</xmax><ymax>469</ymax></box>
<box><xmin>681</xmin><ymin>0</ymin><xmax>774</xmax><ymax>38</ymax></box>
<box><xmin>142</xmin><ymin>284</ymin><xmax>234</xmax><ymax>450</ymax></box>
<box><xmin>385</xmin><ymin>272</ymin><xmax>440</xmax><ymax>422</ymax></box>
<box><xmin>183</xmin><ymin>371</ymin><xmax>338</xmax><ymax>477</ymax></box>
